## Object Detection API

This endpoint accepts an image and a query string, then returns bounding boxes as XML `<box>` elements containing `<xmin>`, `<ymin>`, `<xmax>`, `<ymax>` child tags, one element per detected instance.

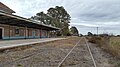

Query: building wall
<box><xmin>41</xmin><ymin>30</ymin><xmax>48</xmax><ymax>38</ymax></box>
<box><xmin>0</xmin><ymin>24</ymin><xmax>49</xmax><ymax>39</ymax></box>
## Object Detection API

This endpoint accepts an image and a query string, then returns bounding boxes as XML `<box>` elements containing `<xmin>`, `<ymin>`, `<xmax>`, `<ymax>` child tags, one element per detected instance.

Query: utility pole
<box><xmin>97</xmin><ymin>27</ymin><xmax>98</xmax><ymax>36</ymax></box>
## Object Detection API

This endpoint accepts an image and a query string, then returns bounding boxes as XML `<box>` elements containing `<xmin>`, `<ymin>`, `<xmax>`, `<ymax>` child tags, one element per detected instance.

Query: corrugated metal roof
<box><xmin>0</xmin><ymin>12</ymin><xmax>60</xmax><ymax>30</ymax></box>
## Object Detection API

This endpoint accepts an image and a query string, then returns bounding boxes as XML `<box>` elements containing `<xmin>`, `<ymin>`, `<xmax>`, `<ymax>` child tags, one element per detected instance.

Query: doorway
<box><xmin>0</xmin><ymin>29</ymin><xmax>2</xmax><ymax>39</ymax></box>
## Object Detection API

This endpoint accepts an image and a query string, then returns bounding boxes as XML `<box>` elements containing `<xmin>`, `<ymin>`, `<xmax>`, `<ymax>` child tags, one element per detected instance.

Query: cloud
<box><xmin>2</xmin><ymin>0</ymin><xmax>120</xmax><ymax>22</ymax></box>
<box><xmin>78</xmin><ymin>0</ymin><xmax>120</xmax><ymax>22</ymax></box>
<box><xmin>1</xmin><ymin>0</ymin><xmax>120</xmax><ymax>35</ymax></box>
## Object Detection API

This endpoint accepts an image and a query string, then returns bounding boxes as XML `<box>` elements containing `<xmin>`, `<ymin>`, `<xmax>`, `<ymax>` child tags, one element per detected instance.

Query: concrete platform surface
<box><xmin>0</xmin><ymin>38</ymin><xmax>66</xmax><ymax>49</ymax></box>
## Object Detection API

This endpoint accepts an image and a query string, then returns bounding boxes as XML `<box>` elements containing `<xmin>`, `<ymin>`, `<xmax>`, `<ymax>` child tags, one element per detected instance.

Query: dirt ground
<box><xmin>0</xmin><ymin>37</ymin><xmax>118</xmax><ymax>67</ymax></box>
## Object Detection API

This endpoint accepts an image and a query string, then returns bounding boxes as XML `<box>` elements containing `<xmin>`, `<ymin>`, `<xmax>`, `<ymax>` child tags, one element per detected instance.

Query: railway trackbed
<box><xmin>57</xmin><ymin>37</ymin><xmax>96</xmax><ymax>67</ymax></box>
<box><xmin>0</xmin><ymin>37</ymin><xmax>115</xmax><ymax>67</ymax></box>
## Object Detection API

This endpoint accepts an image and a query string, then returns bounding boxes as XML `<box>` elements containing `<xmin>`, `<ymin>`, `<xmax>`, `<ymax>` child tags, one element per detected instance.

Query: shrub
<box><xmin>88</xmin><ymin>36</ymin><xmax>102</xmax><ymax>43</ymax></box>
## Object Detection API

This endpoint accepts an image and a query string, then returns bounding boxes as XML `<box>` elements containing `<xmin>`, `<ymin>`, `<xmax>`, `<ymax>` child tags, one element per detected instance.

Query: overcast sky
<box><xmin>1</xmin><ymin>0</ymin><xmax>120</xmax><ymax>35</ymax></box>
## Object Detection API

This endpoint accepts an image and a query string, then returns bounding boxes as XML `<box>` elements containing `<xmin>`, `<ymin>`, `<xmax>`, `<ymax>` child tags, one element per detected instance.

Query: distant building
<box><xmin>0</xmin><ymin>2</ymin><xmax>59</xmax><ymax>40</ymax></box>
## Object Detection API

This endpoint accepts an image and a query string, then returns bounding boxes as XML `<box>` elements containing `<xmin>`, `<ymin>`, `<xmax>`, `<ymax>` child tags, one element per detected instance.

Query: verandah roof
<box><xmin>0</xmin><ymin>12</ymin><xmax>59</xmax><ymax>31</ymax></box>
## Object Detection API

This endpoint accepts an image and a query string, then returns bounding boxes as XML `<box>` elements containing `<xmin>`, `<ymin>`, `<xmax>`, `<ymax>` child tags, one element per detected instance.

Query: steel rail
<box><xmin>57</xmin><ymin>38</ymin><xmax>82</xmax><ymax>67</ymax></box>
<box><xmin>84</xmin><ymin>37</ymin><xmax>97</xmax><ymax>67</ymax></box>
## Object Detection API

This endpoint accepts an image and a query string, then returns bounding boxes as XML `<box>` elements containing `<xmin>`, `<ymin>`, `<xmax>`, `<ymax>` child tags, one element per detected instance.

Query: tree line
<box><xmin>30</xmin><ymin>6</ymin><xmax>79</xmax><ymax>36</ymax></box>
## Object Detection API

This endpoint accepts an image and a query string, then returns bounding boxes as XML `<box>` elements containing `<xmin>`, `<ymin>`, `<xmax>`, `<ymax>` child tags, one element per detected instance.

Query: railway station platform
<box><xmin>0</xmin><ymin>38</ymin><xmax>65</xmax><ymax>49</ymax></box>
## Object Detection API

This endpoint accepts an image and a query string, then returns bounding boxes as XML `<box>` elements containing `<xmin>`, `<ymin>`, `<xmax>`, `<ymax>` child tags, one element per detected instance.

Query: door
<box><xmin>32</xmin><ymin>30</ymin><xmax>35</xmax><ymax>38</ymax></box>
<box><xmin>0</xmin><ymin>29</ymin><xmax>2</xmax><ymax>39</ymax></box>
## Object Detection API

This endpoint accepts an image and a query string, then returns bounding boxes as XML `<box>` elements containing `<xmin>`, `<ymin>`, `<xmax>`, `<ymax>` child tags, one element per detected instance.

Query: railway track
<box><xmin>0</xmin><ymin>37</ymin><xmax>97</xmax><ymax>67</ymax></box>
<box><xmin>57</xmin><ymin>37</ymin><xmax>97</xmax><ymax>67</ymax></box>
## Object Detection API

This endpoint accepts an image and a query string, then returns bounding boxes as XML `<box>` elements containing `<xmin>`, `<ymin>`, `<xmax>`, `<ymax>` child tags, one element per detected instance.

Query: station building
<box><xmin>0</xmin><ymin>2</ymin><xmax>59</xmax><ymax>40</ymax></box>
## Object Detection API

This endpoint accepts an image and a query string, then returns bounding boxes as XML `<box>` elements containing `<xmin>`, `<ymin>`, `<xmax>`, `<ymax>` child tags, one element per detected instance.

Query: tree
<box><xmin>70</xmin><ymin>26</ymin><xmax>79</xmax><ymax>36</ymax></box>
<box><xmin>30</xmin><ymin>6</ymin><xmax>71</xmax><ymax>36</ymax></box>
<box><xmin>47</xmin><ymin>6</ymin><xmax>70</xmax><ymax>27</ymax></box>
<box><xmin>79</xmin><ymin>34</ymin><xmax>83</xmax><ymax>37</ymax></box>
<box><xmin>87</xmin><ymin>32</ymin><xmax>93</xmax><ymax>36</ymax></box>
<box><xmin>31</xmin><ymin>11</ymin><xmax>52</xmax><ymax>25</ymax></box>
<box><xmin>47</xmin><ymin>6</ymin><xmax>71</xmax><ymax>36</ymax></box>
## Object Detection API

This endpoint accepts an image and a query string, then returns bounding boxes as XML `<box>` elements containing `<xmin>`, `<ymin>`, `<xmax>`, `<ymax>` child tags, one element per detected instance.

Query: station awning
<box><xmin>0</xmin><ymin>12</ymin><xmax>60</xmax><ymax>31</ymax></box>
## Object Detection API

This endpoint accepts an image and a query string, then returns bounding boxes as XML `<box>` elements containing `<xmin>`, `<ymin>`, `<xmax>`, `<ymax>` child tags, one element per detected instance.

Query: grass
<box><xmin>109</xmin><ymin>37</ymin><xmax>120</xmax><ymax>58</ymax></box>
<box><xmin>88</xmin><ymin>36</ymin><xmax>120</xmax><ymax>66</ymax></box>
<box><xmin>88</xmin><ymin>36</ymin><xmax>120</xmax><ymax>58</ymax></box>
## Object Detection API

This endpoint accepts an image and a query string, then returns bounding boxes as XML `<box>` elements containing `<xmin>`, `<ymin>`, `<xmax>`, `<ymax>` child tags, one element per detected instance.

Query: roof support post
<box><xmin>46</xmin><ymin>30</ymin><xmax>48</xmax><ymax>38</ymax></box>
<box><xmin>25</xmin><ymin>27</ymin><xmax>27</xmax><ymax>39</ymax></box>
<box><xmin>9</xmin><ymin>25</ymin><xmax>10</xmax><ymax>39</ymax></box>
<box><xmin>40</xmin><ymin>29</ymin><xmax>42</xmax><ymax>38</ymax></box>
<box><xmin>47</xmin><ymin>30</ymin><xmax>49</xmax><ymax>38</ymax></box>
<box><xmin>54</xmin><ymin>30</ymin><xmax>56</xmax><ymax>38</ymax></box>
